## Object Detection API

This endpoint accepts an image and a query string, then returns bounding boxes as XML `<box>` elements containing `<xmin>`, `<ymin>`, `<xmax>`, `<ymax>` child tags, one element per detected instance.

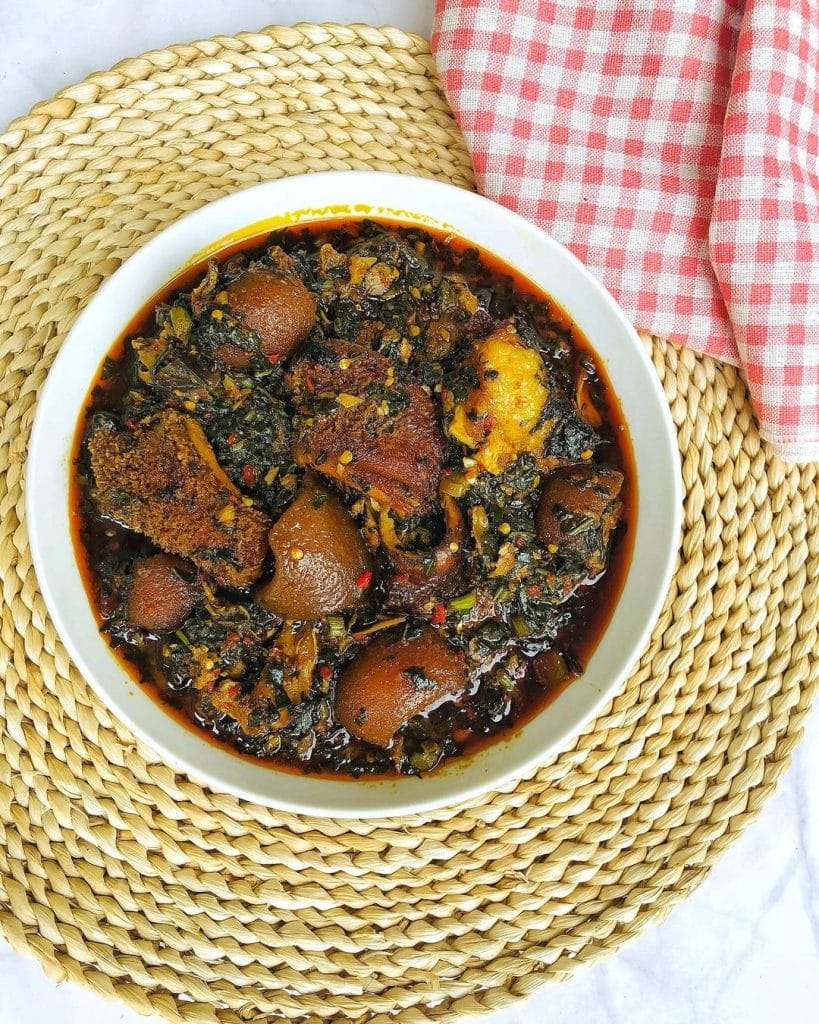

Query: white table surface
<box><xmin>1</xmin><ymin>2</ymin><xmax>817</xmax><ymax>1022</ymax></box>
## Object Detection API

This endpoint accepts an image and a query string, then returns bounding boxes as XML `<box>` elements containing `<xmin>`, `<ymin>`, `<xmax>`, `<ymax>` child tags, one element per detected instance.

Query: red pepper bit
<box><xmin>225</xmin><ymin>431</ymin><xmax>237</xmax><ymax>445</ymax></box>
<box><xmin>124</xmin><ymin>418</ymin><xmax>138</xmax><ymax>429</ymax></box>
<box><xmin>242</xmin><ymin>464</ymin><xmax>257</xmax><ymax>486</ymax></box>
<box><xmin>430</xmin><ymin>603</ymin><xmax>446</xmax><ymax>625</ymax></box>
<box><xmin>355</xmin><ymin>569</ymin><xmax>373</xmax><ymax>589</ymax></box>
<box><xmin>319</xmin><ymin>664</ymin><xmax>332</xmax><ymax>681</ymax></box>
<box><xmin>267</xmin><ymin>352</ymin><xmax>281</xmax><ymax>364</ymax></box>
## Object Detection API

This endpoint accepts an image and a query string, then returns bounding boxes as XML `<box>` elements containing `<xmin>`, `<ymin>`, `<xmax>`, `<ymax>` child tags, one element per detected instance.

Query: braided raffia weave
<box><xmin>0</xmin><ymin>23</ymin><xmax>816</xmax><ymax>1024</ymax></box>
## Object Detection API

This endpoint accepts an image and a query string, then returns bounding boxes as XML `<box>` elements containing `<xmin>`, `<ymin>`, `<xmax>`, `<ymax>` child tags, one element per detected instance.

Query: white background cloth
<box><xmin>0</xmin><ymin>2</ymin><xmax>817</xmax><ymax>1023</ymax></box>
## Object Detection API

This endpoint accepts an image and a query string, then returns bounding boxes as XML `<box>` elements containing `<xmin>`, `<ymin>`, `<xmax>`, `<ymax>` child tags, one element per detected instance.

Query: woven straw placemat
<box><xmin>0</xmin><ymin>22</ymin><xmax>817</xmax><ymax>1024</ymax></box>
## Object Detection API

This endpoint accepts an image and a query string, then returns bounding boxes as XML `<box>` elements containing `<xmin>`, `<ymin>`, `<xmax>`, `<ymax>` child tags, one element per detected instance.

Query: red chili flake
<box><xmin>319</xmin><ymin>664</ymin><xmax>332</xmax><ymax>681</ymax></box>
<box><xmin>242</xmin><ymin>464</ymin><xmax>257</xmax><ymax>486</ymax></box>
<box><xmin>526</xmin><ymin>584</ymin><xmax>542</xmax><ymax>598</ymax></box>
<box><xmin>355</xmin><ymin>569</ymin><xmax>373</xmax><ymax>589</ymax></box>
<box><xmin>226</xmin><ymin>631</ymin><xmax>240</xmax><ymax>645</ymax></box>
<box><xmin>225</xmin><ymin>431</ymin><xmax>237</xmax><ymax>445</ymax></box>
<box><xmin>124</xmin><ymin>418</ymin><xmax>138</xmax><ymax>429</ymax></box>
<box><xmin>430</xmin><ymin>603</ymin><xmax>446</xmax><ymax>625</ymax></box>
<box><xmin>227</xmin><ymin>682</ymin><xmax>242</xmax><ymax>699</ymax></box>
<box><xmin>267</xmin><ymin>352</ymin><xmax>281</xmax><ymax>364</ymax></box>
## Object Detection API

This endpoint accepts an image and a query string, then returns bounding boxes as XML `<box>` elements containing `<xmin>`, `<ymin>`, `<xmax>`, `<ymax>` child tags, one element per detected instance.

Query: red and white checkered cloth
<box><xmin>432</xmin><ymin>0</ymin><xmax>819</xmax><ymax>462</ymax></box>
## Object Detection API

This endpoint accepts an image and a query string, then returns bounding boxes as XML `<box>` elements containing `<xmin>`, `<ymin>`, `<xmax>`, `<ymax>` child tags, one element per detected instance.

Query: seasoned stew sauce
<box><xmin>72</xmin><ymin>220</ymin><xmax>635</xmax><ymax>777</ymax></box>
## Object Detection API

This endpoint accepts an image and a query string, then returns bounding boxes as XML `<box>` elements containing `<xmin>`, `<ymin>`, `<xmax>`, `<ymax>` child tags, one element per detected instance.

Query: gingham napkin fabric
<box><xmin>432</xmin><ymin>0</ymin><xmax>819</xmax><ymax>462</ymax></box>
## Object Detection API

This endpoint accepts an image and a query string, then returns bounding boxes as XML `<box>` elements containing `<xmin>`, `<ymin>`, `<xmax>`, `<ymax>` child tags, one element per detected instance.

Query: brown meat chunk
<box><xmin>88</xmin><ymin>411</ymin><xmax>270</xmax><ymax>588</ymax></box>
<box><xmin>421</xmin><ymin>272</ymin><xmax>480</xmax><ymax>360</ymax></box>
<box><xmin>126</xmin><ymin>555</ymin><xmax>201</xmax><ymax>633</ymax></box>
<box><xmin>255</xmin><ymin>475</ymin><xmax>372</xmax><ymax>620</ymax></box>
<box><xmin>213</xmin><ymin>341</ymin><xmax>252</xmax><ymax>370</ymax></box>
<box><xmin>530</xmin><ymin>649</ymin><xmax>572</xmax><ymax>691</ymax></box>
<box><xmin>381</xmin><ymin>497</ymin><xmax>468</xmax><ymax>613</ymax></box>
<box><xmin>287</xmin><ymin>339</ymin><xmax>445</xmax><ymax>516</ymax></box>
<box><xmin>335</xmin><ymin>627</ymin><xmax>467</xmax><ymax>748</ymax></box>
<box><xmin>536</xmin><ymin>464</ymin><xmax>624</xmax><ymax>578</ymax></box>
<box><xmin>225</xmin><ymin>268</ymin><xmax>316</xmax><ymax>362</ymax></box>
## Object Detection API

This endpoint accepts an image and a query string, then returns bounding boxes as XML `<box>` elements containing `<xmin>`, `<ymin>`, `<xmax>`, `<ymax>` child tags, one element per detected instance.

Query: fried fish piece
<box><xmin>88</xmin><ymin>410</ymin><xmax>270</xmax><ymax>587</ymax></box>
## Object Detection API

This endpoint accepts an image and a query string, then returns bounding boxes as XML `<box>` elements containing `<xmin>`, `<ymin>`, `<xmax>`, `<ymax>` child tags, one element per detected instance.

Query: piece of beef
<box><xmin>286</xmin><ymin>339</ymin><xmax>445</xmax><ymax>516</ymax></box>
<box><xmin>381</xmin><ymin>497</ymin><xmax>468</xmax><ymax>613</ymax></box>
<box><xmin>536</xmin><ymin>464</ymin><xmax>624</xmax><ymax>579</ymax></box>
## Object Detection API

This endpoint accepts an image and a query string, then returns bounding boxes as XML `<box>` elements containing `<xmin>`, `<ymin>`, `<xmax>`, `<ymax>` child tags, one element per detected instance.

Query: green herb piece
<box><xmin>170</xmin><ymin>305</ymin><xmax>192</xmax><ymax>340</ymax></box>
<box><xmin>174</xmin><ymin>630</ymin><xmax>193</xmax><ymax>651</ymax></box>
<box><xmin>408</xmin><ymin>740</ymin><xmax>442</xmax><ymax>772</ymax></box>
<box><xmin>447</xmin><ymin>590</ymin><xmax>477</xmax><ymax>614</ymax></box>
<box><xmin>511</xmin><ymin>615</ymin><xmax>529</xmax><ymax>637</ymax></box>
<box><xmin>326</xmin><ymin>616</ymin><xmax>346</xmax><ymax>638</ymax></box>
<box><xmin>497</xmin><ymin>672</ymin><xmax>518</xmax><ymax>693</ymax></box>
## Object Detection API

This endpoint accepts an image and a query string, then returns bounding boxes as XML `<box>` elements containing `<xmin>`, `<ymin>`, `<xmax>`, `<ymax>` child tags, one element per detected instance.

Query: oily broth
<box><xmin>70</xmin><ymin>219</ymin><xmax>635</xmax><ymax>778</ymax></box>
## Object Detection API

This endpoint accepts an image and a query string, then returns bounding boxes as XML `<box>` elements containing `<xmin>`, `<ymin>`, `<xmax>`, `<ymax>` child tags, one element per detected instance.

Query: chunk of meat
<box><xmin>126</xmin><ymin>555</ymin><xmax>201</xmax><ymax>633</ymax></box>
<box><xmin>448</xmin><ymin>323</ymin><xmax>551</xmax><ymax>474</ymax></box>
<box><xmin>88</xmin><ymin>410</ymin><xmax>270</xmax><ymax>588</ymax></box>
<box><xmin>536</xmin><ymin>464</ymin><xmax>624</xmax><ymax>578</ymax></box>
<box><xmin>287</xmin><ymin>339</ymin><xmax>445</xmax><ymax>516</ymax></box>
<box><xmin>316</xmin><ymin>232</ymin><xmax>418</xmax><ymax>300</ymax></box>
<box><xmin>255</xmin><ymin>475</ymin><xmax>372</xmax><ymax>620</ymax></box>
<box><xmin>225</xmin><ymin>268</ymin><xmax>316</xmax><ymax>361</ymax></box>
<box><xmin>381</xmin><ymin>497</ymin><xmax>468</xmax><ymax>613</ymax></box>
<box><xmin>335</xmin><ymin>627</ymin><xmax>467</xmax><ymax>748</ymax></box>
<box><xmin>530</xmin><ymin>649</ymin><xmax>572</xmax><ymax>691</ymax></box>
<box><xmin>213</xmin><ymin>341</ymin><xmax>253</xmax><ymax>370</ymax></box>
<box><xmin>421</xmin><ymin>272</ymin><xmax>480</xmax><ymax>360</ymax></box>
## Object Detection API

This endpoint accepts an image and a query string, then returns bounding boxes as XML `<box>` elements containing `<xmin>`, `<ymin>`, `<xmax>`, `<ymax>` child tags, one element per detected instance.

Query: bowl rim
<box><xmin>26</xmin><ymin>170</ymin><xmax>682</xmax><ymax>818</ymax></box>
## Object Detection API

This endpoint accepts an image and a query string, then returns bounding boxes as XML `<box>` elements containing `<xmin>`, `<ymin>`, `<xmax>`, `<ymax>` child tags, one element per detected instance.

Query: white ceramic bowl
<box><xmin>27</xmin><ymin>171</ymin><xmax>681</xmax><ymax>817</ymax></box>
